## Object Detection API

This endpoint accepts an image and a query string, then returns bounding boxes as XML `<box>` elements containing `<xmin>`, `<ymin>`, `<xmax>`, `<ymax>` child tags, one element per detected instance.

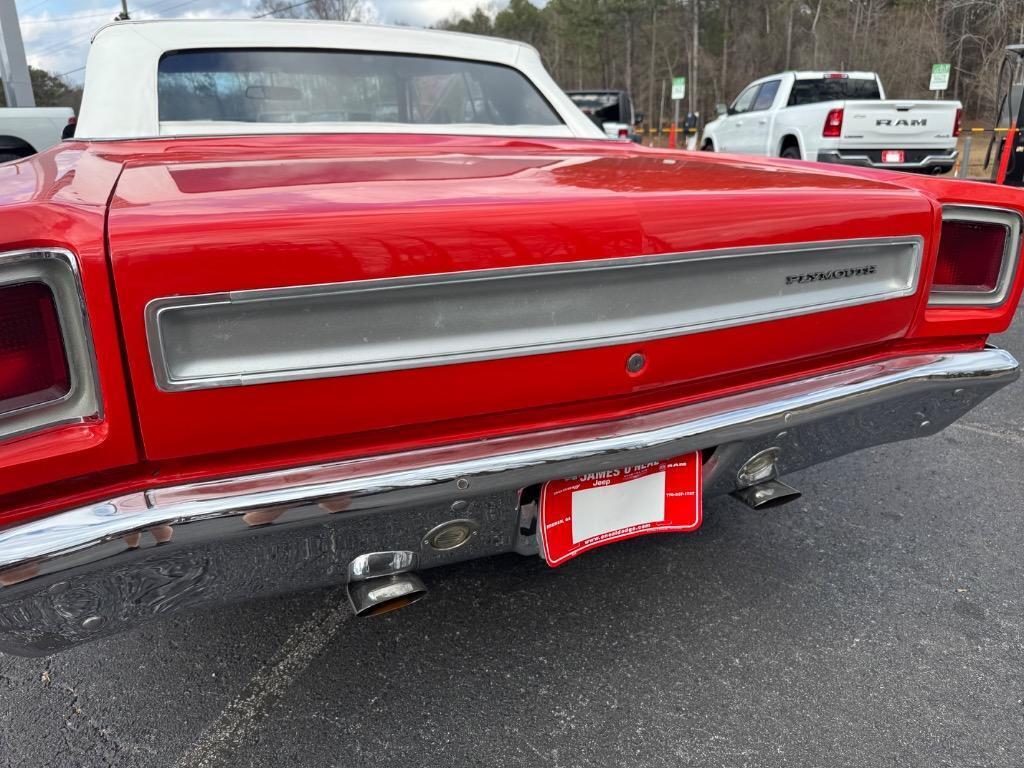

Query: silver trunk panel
<box><xmin>147</xmin><ymin>237</ymin><xmax>923</xmax><ymax>391</ymax></box>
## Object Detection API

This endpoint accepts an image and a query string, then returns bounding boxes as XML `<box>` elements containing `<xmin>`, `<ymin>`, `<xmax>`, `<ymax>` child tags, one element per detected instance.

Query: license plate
<box><xmin>882</xmin><ymin>150</ymin><xmax>905</xmax><ymax>163</ymax></box>
<box><xmin>538</xmin><ymin>453</ymin><xmax>702</xmax><ymax>567</ymax></box>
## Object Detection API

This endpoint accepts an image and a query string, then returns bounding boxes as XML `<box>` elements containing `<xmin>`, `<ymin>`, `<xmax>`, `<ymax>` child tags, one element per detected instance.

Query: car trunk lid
<box><xmin>104</xmin><ymin>136</ymin><xmax>936</xmax><ymax>461</ymax></box>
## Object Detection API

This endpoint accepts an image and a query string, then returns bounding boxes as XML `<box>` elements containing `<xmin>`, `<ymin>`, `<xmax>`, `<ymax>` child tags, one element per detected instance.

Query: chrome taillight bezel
<box><xmin>0</xmin><ymin>249</ymin><xmax>101</xmax><ymax>442</ymax></box>
<box><xmin>928</xmin><ymin>204</ymin><xmax>1023</xmax><ymax>307</ymax></box>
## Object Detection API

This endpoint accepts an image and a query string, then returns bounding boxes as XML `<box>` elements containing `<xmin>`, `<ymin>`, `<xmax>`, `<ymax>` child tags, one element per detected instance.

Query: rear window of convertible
<box><xmin>158</xmin><ymin>49</ymin><xmax>564</xmax><ymax>127</ymax></box>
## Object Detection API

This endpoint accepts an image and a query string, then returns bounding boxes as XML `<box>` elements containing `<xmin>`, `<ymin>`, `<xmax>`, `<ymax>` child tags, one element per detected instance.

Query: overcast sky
<box><xmin>13</xmin><ymin>0</ymin><xmax>497</xmax><ymax>85</ymax></box>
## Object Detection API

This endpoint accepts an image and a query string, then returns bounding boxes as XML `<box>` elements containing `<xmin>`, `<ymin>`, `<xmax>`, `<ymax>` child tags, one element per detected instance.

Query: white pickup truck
<box><xmin>0</xmin><ymin>107</ymin><xmax>74</xmax><ymax>163</ymax></box>
<box><xmin>700</xmin><ymin>71</ymin><xmax>962</xmax><ymax>174</ymax></box>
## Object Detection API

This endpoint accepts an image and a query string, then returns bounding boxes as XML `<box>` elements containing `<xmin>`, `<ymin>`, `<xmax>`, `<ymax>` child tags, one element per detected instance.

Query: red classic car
<box><xmin>0</xmin><ymin>20</ymin><xmax>1021</xmax><ymax>655</ymax></box>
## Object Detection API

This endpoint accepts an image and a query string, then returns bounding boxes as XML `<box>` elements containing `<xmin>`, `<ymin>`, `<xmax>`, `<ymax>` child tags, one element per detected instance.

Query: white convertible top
<box><xmin>75</xmin><ymin>19</ymin><xmax>604</xmax><ymax>141</ymax></box>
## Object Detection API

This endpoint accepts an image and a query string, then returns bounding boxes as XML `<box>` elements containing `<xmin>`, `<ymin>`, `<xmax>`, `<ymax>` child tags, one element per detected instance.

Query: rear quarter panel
<box><xmin>0</xmin><ymin>145</ymin><xmax>138</xmax><ymax>522</ymax></box>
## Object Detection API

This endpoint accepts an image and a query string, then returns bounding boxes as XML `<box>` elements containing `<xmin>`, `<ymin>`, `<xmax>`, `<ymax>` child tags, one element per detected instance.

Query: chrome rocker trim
<box><xmin>0</xmin><ymin>347</ymin><xmax>1017</xmax><ymax>655</ymax></box>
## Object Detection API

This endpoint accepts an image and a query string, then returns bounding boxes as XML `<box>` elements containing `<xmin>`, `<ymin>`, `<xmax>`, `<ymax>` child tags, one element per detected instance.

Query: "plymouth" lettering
<box><xmin>785</xmin><ymin>265</ymin><xmax>877</xmax><ymax>285</ymax></box>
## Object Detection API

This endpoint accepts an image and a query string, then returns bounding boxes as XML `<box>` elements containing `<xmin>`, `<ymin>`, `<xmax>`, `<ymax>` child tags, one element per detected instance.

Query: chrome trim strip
<box><xmin>928</xmin><ymin>205</ymin><xmax>1023</xmax><ymax>308</ymax></box>
<box><xmin>0</xmin><ymin>249</ymin><xmax>102</xmax><ymax>442</ymax></box>
<box><xmin>145</xmin><ymin>236</ymin><xmax>924</xmax><ymax>391</ymax></box>
<box><xmin>0</xmin><ymin>347</ymin><xmax>1015</xmax><ymax>580</ymax></box>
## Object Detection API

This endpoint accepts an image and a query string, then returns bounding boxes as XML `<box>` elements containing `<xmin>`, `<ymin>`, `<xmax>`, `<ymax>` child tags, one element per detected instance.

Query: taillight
<box><xmin>953</xmin><ymin>108</ymin><xmax>962</xmax><ymax>138</ymax></box>
<box><xmin>0</xmin><ymin>249</ymin><xmax>99</xmax><ymax>443</ymax></box>
<box><xmin>0</xmin><ymin>282</ymin><xmax>70</xmax><ymax>413</ymax></box>
<box><xmin>822</xmin><ymin>108</ymin><xmax>844</xmax><ymax>138</ymax></box>
<box><xmin>929</xmin><ymin>206</ymin><xmax>1020</xmax><ymax>306</ymax></box>
<box><xmin>617</xmin><ymin>127</ymin><xmax>629</xmax><ymax>139</ymax></box>
<box><xmin>933</xmin><ymin>221</ymin><xmax>1003</xmax><ymax>291</ymax></box>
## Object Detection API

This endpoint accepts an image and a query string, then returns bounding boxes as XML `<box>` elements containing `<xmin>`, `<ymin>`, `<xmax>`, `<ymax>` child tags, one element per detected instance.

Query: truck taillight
<box><xmin>617</xmin><ymin>128</ymin><xmax>629</xmax><ymax>139</ymax></box>
<box><xmin>929</xmin><ymin>206</ymin><xmax>1021</xmax><ymax>307</ymax></box>
<box><xmin>822</xmin><ymin>108</ymin><xmax>844</xmax><ymax>138</ymax></box>
<box><xmin>953</xmin><ymin>108</ymin><xmax>962</xmax><ymax>138</ymax></box>
<box><xmin>0</xmin><ymin>282</ymin><xmax>70</xmax><ymax>413</ymax></box>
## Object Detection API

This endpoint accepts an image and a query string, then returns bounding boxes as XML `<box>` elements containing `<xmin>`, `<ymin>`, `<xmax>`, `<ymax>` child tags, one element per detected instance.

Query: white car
<box><xmin>0</xmin><ymin>107</ymin><xmax>75</xmax><ymax>162</ymax></box>
<box><xmin>701</xmin><ymin>71</ymin><xmax>961</xmax><ymax>174</ymax></box>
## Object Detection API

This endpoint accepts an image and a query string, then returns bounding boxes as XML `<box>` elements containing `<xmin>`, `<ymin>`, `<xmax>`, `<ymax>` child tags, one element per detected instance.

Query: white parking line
<box><xmin>174</xmin><ymin>589</ymin><xmax>351</xmax><ymax>768</ymax></box>
<box><xmin>952</xmin><ymin>421</ymin><xmax>1024</xmax><ymax>447</ymax></box>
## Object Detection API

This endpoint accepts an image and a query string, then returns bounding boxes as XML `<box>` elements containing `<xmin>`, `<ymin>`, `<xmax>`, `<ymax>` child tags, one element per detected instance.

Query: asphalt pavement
<box><xmin>3</xmin><ymin>310</ymin><xmax>1024</xmax><ymax>768</ymax></box>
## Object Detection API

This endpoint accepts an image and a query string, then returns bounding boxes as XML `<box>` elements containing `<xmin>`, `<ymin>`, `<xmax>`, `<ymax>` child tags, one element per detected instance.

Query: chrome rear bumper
<box><xmin>816</xmin><ymin>149</ymin><xmax>957</xmax><ymax>172</ymax></box>
<box><xmin>0</xmin><ymin>347</ymin><xmax>1017</xmax><ymax>655</ymax></box>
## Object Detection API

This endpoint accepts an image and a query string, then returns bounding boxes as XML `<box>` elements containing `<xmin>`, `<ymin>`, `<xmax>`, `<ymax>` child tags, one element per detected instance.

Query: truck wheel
<box><xmin>700</xmin><ymin>140</ymin><xmax>715</xmax><ymax>152</ymax></box>
<box><xmin>781</xmin><ymin>147</ymin><xmax>801</xmax><ymax>160</ymax></box>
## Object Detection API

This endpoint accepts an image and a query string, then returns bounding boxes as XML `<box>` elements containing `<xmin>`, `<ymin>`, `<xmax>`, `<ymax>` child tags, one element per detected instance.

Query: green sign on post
<box><xmin>929</xmin><ymin>63</ymin><xmax>950</xmax><ymax>91</ymax></box>
<box><xmin>671</xmin><ymin>76</ymin><xmax>686</xmax><ymax>100</ymax></box>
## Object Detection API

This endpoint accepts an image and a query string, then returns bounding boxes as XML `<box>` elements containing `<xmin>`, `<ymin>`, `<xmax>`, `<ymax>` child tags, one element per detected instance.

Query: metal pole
<box><xmin>669</xmin><ymin>98</ymin><xmax>680</xmax><ymax>149</ymax></box>
<box><xmin>117</xmin><ymin>0</ymin><xmax>130</xmax><ymax>21</ymax></box>
<box><xmin>656</xmin><ymin>79</ymin><xmax>665</xmax><ymax>147</ymax></box>
<box><xmin>0</xmin><ymin>0</ymin><xmax>35</xmax><ymax>107</ymax></box>
<box><xmin>958</xmin><ymin>135</ymin><xmax>972</xmax><ymax>179</ymax></box>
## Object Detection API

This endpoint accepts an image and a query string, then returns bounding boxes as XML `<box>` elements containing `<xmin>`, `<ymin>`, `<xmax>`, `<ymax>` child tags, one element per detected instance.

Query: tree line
<box><xmin>436</xmin><ymin>0</ymin><xmax>1024</xmax><ymax>129</ymax></box>
<box><xmin>0</xmin><ymin>67</ymin><xmax>82</xmax><ymax>110</ymax></box>
<box><xmin>13</xmin><ymin>0</ymin><xmax>1024</xmax><ymax>129</ymax></box>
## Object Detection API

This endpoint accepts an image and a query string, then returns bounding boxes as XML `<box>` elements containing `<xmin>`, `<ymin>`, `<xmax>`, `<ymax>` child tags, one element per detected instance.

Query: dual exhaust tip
<box><xmin>348</xmin><ymin>572</ymin><xmax>428</xmax><ymax>617</ymax></box>
<box><xmin>731</xmin><ymin>447</ymin><xmax>801</xmax><ymax>510</ymax></box>
<box><xmin>346</xmin><ymin>549</ymin><xmax>427</xmax><ymax>618</ymax></box>
<box><xmin>732</xmin><ymin>478</ymin><xmax>802</xmax><ymax>510</ymax></box>
<box><xmin>345</xmin><ymin>518</ymin><xmax>479</xmax><ymax>617</ymax></box>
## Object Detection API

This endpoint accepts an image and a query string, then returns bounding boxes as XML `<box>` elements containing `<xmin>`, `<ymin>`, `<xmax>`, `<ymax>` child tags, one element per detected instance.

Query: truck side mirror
<box><xmin>634</xmin><ymin>111</ymin><xmax>645</xmax><ymax>126</ymax></box>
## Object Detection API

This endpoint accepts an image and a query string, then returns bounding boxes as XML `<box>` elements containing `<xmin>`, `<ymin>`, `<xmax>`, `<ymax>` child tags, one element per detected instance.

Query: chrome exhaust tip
<box><xmin>732</xmin><ymin>479</ymin><xmax>802</xmax><ymax>510</ymax></box>
<box><xmin>347</xmin><ymin>573</ymin><xmax>427</xmax><ymax>618</ymax></box>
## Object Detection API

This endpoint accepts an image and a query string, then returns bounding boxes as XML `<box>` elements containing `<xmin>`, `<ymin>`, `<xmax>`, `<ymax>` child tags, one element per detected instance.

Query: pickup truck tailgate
<box><xmin>840</xmin><ymin>100</ymin><xmax>959</xmax><ymax>148</ymax></box>
<box><xmin>106</xmin><ymin>137</ymin><xmax>937</xmax><ymax>462</ymax></box>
